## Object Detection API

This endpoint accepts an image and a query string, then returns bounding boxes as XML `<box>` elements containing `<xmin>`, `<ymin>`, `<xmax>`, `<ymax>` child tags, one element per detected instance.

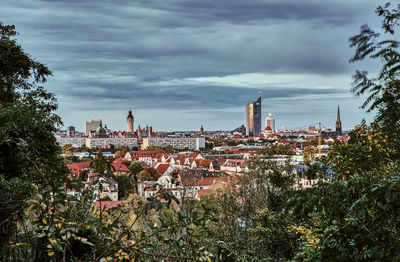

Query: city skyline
<box><xmin>0</xmin><ymin>0</ymin><xmax>380</xmax><ymax>131</ymax></box>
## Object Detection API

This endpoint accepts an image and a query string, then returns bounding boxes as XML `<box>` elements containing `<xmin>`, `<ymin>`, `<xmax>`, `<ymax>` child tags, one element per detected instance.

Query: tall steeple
<box><xmin>127</xmin><ymin>108</ymin><xmax>134</xmax><ymax>133</ymax></box>
<box><xmin>336</xmin><ymin>106</ymin><xmax>342</xmax><ymax>132</ymax></box>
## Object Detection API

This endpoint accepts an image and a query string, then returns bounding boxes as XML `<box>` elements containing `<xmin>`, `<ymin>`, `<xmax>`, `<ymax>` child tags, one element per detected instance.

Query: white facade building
<box><xmin>57</xmin><ymin>137</ymin><xmax>86</xmax><ymax>147</ymax></box>
<box><xmin>142</xmin><ymin>137</ymin><xmax>205</xmax><ymax>151</ymax></box>
<box><xmin>85</xmin><ymin>137</ymin><xmax>138</xmax><ymax>149</ymax></box>
<box><xmin>265</xmin><ymin>113</ymin><xmax>275</xmax><ymax>133</ymax></box>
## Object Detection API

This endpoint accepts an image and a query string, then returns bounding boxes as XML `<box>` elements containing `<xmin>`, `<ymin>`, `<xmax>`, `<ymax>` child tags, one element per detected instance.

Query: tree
<box><xmin>92</xmin><ymin>150</ymin><xmax>114</xmax><ymax>176</ymax></box>
<box><xmin>113</xmin><ymin>172</ymin><xmax>136</xmax><ymax>199</ymax></box>
<box><xmin>114</xmin><ymin>145</ymin><xmax>129</xmax><ymax>159</ymax></box>
<box><xmin>303</xmin><ymin>146</ymin><xmax>316</xmax><ymax>165</ymax></box>
<box><xmin>350</xmin><ymin>1</ymin><xmax>400</xmax><ymax>154</ymax></box>
<box><xmin>0</xmin><ymin>23</ymin><xmax>67</xmax><ymax>260</ymax></box>
<box><xmin>197</xmin><ymin>159</ymin><xmax>298</xmax><ymax>261</ymax></box>
<box><xmin>261</xmin><ymin>144</ymin><xmax>295</xmax><ymax>156</ymax></box>
<box><xmin>285</xmin><ymin>5</ymin><xmax>400</xmax><ymax>258</ymax></box>
<box><xmin>128</xmin><ymin>162</ymin><xmax>144</xmax><ymax>175</ymax></box>
<box><xmin>138</xmin><ymin>168</ymin><xmax>160</xmax><ymax>181</ymax></box>
<box><xmin>0</xmin><ymin>23</ymin><xmax>215</xmax><ymax>262</ymax></box>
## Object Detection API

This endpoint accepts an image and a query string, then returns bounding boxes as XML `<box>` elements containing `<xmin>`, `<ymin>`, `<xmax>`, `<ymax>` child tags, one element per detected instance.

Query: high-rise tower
<box><xmin>265</xmin><ymin>113</ymin><xmax>275</xmax><ymax>133</ymax></box>
<box><xmin>246</xmin><ymin>96</ymin><xmax>262</xmax><ymax>136</ymax></box>
<box><xmin>127</xmin><ymin>109</ymin><xmax>134</xmax><ymax>133</ymax></box>
<box><xmin>336</xmin><ymin>106</ymin><xmax>342</xmax><ymax>132</ymax></box>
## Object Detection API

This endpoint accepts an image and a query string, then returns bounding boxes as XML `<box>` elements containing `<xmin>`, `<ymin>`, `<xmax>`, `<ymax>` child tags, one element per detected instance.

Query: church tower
<box><xmin>127</xmin><ymin>108</ymin><xmax>134</xmax><ymax>133</ymax></box>
<box><xmin>336</xmin><ymin>106</ymin><xmax>342</xmax><ymax>132</ymax></box>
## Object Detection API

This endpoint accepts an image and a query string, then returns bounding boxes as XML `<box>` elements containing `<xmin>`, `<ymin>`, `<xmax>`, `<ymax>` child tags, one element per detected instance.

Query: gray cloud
<box><xmin>0</xmin><ymin>0</ymin><xmax>379</xmax><ymax>130</ymax></box>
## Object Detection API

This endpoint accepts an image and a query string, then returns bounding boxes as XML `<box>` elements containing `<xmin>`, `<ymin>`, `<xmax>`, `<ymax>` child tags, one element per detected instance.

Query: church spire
<box><xmin>336</xmin><ymin>105</ymin><xmax>342</xmax><ymax>132</ymax></box>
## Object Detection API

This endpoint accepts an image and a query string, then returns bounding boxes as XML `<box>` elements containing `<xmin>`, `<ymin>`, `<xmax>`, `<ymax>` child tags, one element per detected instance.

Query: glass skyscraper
<box><xmin>246</xmin><ymin>96</ymin><xmax>261</xmax><ymax>136</ymax></box>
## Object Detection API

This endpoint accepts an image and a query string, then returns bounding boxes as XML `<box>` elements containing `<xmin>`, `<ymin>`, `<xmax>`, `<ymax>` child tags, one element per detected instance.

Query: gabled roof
<box><xmin>181</xmin><ymin>176</ymin><xmax>223</xmax><ymax>187</ymax></box>
<box><xmin>67</xmin><ymin>161</ymin><xmax>91</xmax><ymax>175</ymax></box>
<box><xmin>195</xmin><ymin>159</ymin><xmax>212</xmax><ymax>168</ymax></box>
<box><xmin>112</xmin><ymin>157</ymin><xmax>130</xmax><ymax>173</ymax></box>
<box><xmin>127</xmin><ymin>150</ymin><xmax>167</xmax><ymax>158</ymax></box>
<box><xmin>155</xmin><ymin>163</ymin><xmax>171</xmax><ymax>174</ymax></box>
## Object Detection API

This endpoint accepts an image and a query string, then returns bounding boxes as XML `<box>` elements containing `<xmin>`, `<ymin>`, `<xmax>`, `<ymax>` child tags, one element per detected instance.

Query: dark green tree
<box><xmin>113</xmin><ymin>172</ymin><xmax>136</xmax><ymax>199</ymax></box>
<box><xmin>128</xmin><ymin>161</ymin><xmax>144</xmax><ymax>175</ymax></box>
<box><xmin>92</xmin><ymin>150</ymin><xmax>114</xmax><ymax>176</ymax></box>
<box><xmin>0</xmin><ymin>23</ymin><xmax>67</xmax><ymax>261</ymax></box>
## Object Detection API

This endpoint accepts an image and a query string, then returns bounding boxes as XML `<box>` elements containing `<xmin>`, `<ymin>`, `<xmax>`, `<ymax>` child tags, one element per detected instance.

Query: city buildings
<box><xmin>246</xmin><ymin>96</ymin><xmax>262</xmax><ymax>136</ymax></box>
<box><xmin>84</xmin><ymin>119</ymin><xmax>102</xmax><ymax>136</ymax></box>
<box><xmin>142</xmin><ymin>137</ymin><xmax>206</xmax><ymax>151</ymax></box>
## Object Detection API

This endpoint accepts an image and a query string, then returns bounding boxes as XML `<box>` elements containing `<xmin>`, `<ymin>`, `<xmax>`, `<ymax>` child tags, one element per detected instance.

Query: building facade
<box><xmin>57</xmin><ymin>137</ymin><xmax>86</xmax><ymax>147</ymax></box>
<box><xmin>85</xmin><ymin>137</ymin><xmax>139</xmax><ymax>149</ymax></box>
<box><xmin>142</xmin><ymin>137</ymin><xmax>205</xmax><ymax>151</ymax></box>
<box><xmin>84</xmin><ymin>119</ymin><xmax>102</xmax><ymax>136</ymax></box>
<box><xmin>246</xmin><ymin>96</ymin><xmax>262</xmax><ymax>136</ymax></box>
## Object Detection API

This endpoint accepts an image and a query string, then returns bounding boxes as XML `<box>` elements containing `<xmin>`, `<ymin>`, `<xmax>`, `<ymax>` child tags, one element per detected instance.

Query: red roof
<box><xmin>155</xmin><ymin>163</ymin><xmax>170</xmax><ymax>174</ymax></box>
<box><xmin>188</xmin><ymin>153</ymin><xmax>204</xmax><ymax>159</ymax></box>
<box><xmin>195</xmin><ymin>159</ymin><xmax>212</xmax><ymax>168</ymax></box>
<box><xmin>128</xmin><ymin>150</ymin><xmax>167</xmax><ymax>160</ymax></box>
<box><xmin>67</xmin><ymin>161</ymin><xmax>91</xmax><ymax>176</ymax></box>
<box><xmin>181</xmin><ymin>177</ymin><xmax>223</xmax><ymax>187</ymax></box>
<box><xmin>112</xmin><ymin>157</ymin><xmax>130</xmax><ymax>173</ymax></box>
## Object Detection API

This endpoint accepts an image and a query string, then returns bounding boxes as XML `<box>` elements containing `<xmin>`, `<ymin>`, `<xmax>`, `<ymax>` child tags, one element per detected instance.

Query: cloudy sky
<box><xmin>1</xmin><ymin>0</ymin><xmax>382</xmax><ymax>131</ymax></box>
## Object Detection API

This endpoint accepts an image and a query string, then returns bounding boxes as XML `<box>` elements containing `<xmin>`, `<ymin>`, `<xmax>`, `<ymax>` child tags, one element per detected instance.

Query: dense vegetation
<box><xmin>2</xmin><ymin>2</ymin><xmax>400</xmax><ymax>261</ymax></box>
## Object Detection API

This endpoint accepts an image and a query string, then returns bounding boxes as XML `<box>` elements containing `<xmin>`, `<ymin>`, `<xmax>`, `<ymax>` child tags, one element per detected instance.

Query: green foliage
<box><xmin>197</xmin><ymin>159</ymin><xmax>298</xmax><ymax>261</ymax></box>
<box><xmin>128</xmin><ymin>161</ymin><xmax>144</xmax><ymax>175</ymax></box>
<box><xmin>0</xmin><ymin>22</ymin><xmax>67</xmax><ymax>260</ymax></box>
<box><xmin>113</xmin><ymin>172</ymin><xmax>136</xmax><ymax>199</ymax></box>
<box><xmin>260</xmin><ymin>144</ymin><xmax>295</xmax><ymax>156</ymax></box>
<box><xmin>303</xmin><ymin>146</ymin><xmax>316</xmax><ymax>165</ymax></box>
<box><xmin>114</xmin><ymin>145</ymin><xmax>129</xmax><ymax>158</ymax></box>
<box><xmin>288</xmin><ymin>165</ymin><xmax>400</xmax><ymax>261</ymax></box>
<box><xmin>138</xmin><ymin>168</ymin><xmax>160</xmax><ymax>181</ymax></box>
<box><xmin>92</xmin><ymin>151</ymin><xmax>114</xmax><ymax>176</ymax></box>
<box><xmin>349</xmin><ymin>2</ymin><xmax>400</xmax><ymax>153</ymax></box>
<box><xmin>326</xmin><ymin>121</ymin><xmax>394</xmax><ymax>180</ymax></box>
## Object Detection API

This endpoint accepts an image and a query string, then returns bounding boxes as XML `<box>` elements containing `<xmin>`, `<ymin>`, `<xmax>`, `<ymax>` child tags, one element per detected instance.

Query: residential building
<box><xmin>85</xmin><ymin>137</ymin><xmax>139</xmax><ymax>149</ymax></box>
<box><xmin>56</xmin><ymin>137</ymin><xmax>86</xmax><ymax>147</ymax></box>
<box><xmin>142</xmin><ymin>137</ymin><xmax>205</xmax><ymax>151</ymax></box>
<box><xmin>85</xmin><ymin>173</ymin><xmax>119</xmax><ymax>201</ymax></box>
